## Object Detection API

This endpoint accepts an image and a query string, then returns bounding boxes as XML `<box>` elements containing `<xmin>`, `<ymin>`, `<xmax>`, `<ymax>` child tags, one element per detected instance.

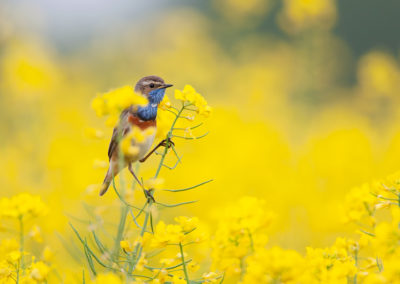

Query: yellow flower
<box><xmin>174</xmin><ymin>85</ymin><xmax>212</xmax><ymax>117</ymax></box>
<box><xmin>30</xmin><ymin>261</ymin><xmax>50</xmax><ymax>281</ymax></box>
<box><xmin>159</xmin><ymin>94</ymin><xmax>172</xmax><ymax>110</ymax></box>
<box><xmin>8</xmin><ymin>250</ymin><xmax>22</xmax><ymax>262</ymax></box>
<box><xmin>358</xmin><ymin>51</ymin><xmax>400</xmax><ymax>98</ymax></box>
<box><xmin>120</xmin><ymin>240</ymin><xmax>134</xmax><ymax>253</ymax></box>
<box><xmin>151</xmin><ymin>221</ymin><xmax>184</xmax><ymax>248</ymax></box>
<box><xmin>211</xmin><ymin>197</ymin><xmax>274</xmax><ymax>275</ymax></box>
<box><xmin>280</xmin><ymin>0</ymin><xmax>337</xmax><ymax>33</ymax></box>
<box><xmin>243</xmin><ymin>247</ymin><xmax>304</xmax><ymax>284</ymax></box>
<box><xmin>91</xmin><ymin>85</ymin><xmax>148</xmax><ymax>119</ymax></box>
<box><xmin>151</xmin><ymin>268</ymin><xmax>168</xmax><ymax>284</ymax></box>
<box><xmin>171</xmin><ymin>275</ymin><xmax>186</xmax><ymax>284</ymax></box>
<box><xmin>136</xmin><ymin>253</ymin><xmax>148</xmax><ymax>271</ymax></box>
<box><xmin>144</xmin><ymin>178</ymin><xmax>165</xmax><ymax>190</ymax></box>
<box><xmin>156</xmin><ymin>110</ymin><xmax>175</xmax><ymax>138</ymax></box>
<box><xmin>92</xmin><ymin>273</ymin><xmax>123</xmax><ymax>284</ymax></box>
<box><xmin>0</xmin><ymin>239</ymin><xmax>18</xmax><ymax>255</ymax></box>
<box><xmin>202</xmin><ymin>272</ymin><xmax>218</xmax><ymax>283</ymax></box>
<box><xmin>0</xmin><ymin>193</ymin><xmax>47</xmax><ymax>219</ymax></box>
<box><xmin>42</xmin><ymin>246</ymin><xmax>53</xmax><ymax>262</ymax></box>
<box><xmin>0</xmin><ymin>260</ymin><xmax>13</xmax><ymax>280</ymax></box>
<box><xmin>105</xmin><ymin>113</ymin><xmax>119</xmax><ymax>127</ymax></box>
<box><xmin>29</xmin><ymin>225</ymin><xmax>43</xmax><ymax>243</ymax></box>
<box><xmin>121</xmin><ymin>126</ymin><xmax>156</xmax><ymax>158</ymax></box>
<box><xmin>174</xmin><ymin>216</ymin><xmax>198</xmax><ymax>233</ymax></box>
<box><xmin>343</xmin><ymin>183</ymin><xmax>378</xmax><ymax>224</ymax></box>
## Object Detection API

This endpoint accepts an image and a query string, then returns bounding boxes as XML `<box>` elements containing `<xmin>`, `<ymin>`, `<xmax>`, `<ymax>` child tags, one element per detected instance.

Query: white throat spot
<box><xmin>151</xmin><ymin>103</ymin><xmax>157</xmax><ymax>108</ymax></box>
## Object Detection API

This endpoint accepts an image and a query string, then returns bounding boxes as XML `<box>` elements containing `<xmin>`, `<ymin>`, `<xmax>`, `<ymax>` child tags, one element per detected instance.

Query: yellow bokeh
<box><xmin>1</xmin><ymin>1</ymin><xmax>400</xmax><ymax>283</ymax></box>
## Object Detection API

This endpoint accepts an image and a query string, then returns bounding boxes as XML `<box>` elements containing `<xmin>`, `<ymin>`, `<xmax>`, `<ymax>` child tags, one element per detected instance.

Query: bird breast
<box><xmin>134</xmin><ymin>132</ymin><xmax>155</xmax><ymax>161</ymax></box>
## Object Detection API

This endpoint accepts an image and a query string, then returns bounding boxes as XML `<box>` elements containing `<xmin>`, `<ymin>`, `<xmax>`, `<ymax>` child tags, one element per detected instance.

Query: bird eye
<box><xmin>149</xmin><ymin>83</ymin><xmax>155</xmax><ymax>88</ymax></box>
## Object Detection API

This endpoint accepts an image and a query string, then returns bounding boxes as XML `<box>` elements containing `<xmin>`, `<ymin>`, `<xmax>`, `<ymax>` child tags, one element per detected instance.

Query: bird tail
<box><xmin>99</xmin><ymin>168</ymin><xmax>112</xmax><ymax>196</ymax></box>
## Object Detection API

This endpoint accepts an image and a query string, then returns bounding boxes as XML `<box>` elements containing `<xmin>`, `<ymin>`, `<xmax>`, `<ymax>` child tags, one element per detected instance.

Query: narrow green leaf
<box><xmin>150</xmin><ymin>211</ymin><xmax>154</xmax><ymax>234</ymax></box>
<box><xmin>162</xmin><ymin>179</ymin><xmax>213</xmax><ymax>192</ymax></box>
<box><xmin>173</xmin><ymin>122</ymin><xmax>204</xmax><ymax>131</ymax></box>
<box><xmin>92</xmin><ymin>230</ymin><xmax>106</xmax><ymax>254</ymax></box>
<box><xmin>83</xmin><ymin>238</ymin><xmax>96</xmax><ymax>276</ymax></box>
<box><xmin>359</xmin><ymin>229</ymin><xmax>375</xmax><ymax>237</ymax></box>
<box><xmin>156</xmin><ymin>200</ymin><xmax>198</xmax><ymax>208</ymax></box>
<box><xmin>70</xmin><ymin>223</ymin><xmax>112</xmax><ymax>269</ymax></box>
<box><xmin>219</xmin><ymin>273</ymin><xmax>225</xmax><ymax>284</ymax></box>
<box><xmin>112</xmin><ymin>177</ymin><xmax>141</xmax><ymax>210</ymax></box>
<box><xmin>173</xmin><ymin>131</ymin><xmax>209</xmax><ymax>140</ymax></box>
<box><xmin>145</xmin><ymin>259</ymin><xmax>193</xmax><ymax>271</ymax></box>
<box><xmin>129</xmin><ymin>209</ymin><xmax>143</xmax><ymax>230</ymax></box>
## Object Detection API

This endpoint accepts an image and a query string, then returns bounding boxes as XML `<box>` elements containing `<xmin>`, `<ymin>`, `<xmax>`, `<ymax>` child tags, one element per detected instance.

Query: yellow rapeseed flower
<box><xmin>201</xmin><ymin>272</ymin><xmax>218</xmax><ymax>283</ymax></box>
<box><xmin>174</xmin><ymin>216</ymin><xmax>198</xmax><ymax>233</ymax></box>
<box><xmin>120</xmin><ymin>126</ymin><xmax>156</xmax><ymax>158</ymax></box>
<box><xmin>280</xmin><ymin>0</ymin><xmax>337</xmax><ymax>32</ymax></box>
<box><xmin>30</xmin><ymin>261</ymin><xmax>50</xmax><ymax>281</ymax></box>
<box><xmin>91</xmin><ymin>85</ymin><xmax>148</xmax><ymax>118</ymax></box>
<box><xmin>174</xmin><ymin>85</ymin><xmax>212</xmax><ymax>117</ymax></box>
<box><xmin>159</xmin><ymin>94</ymin><xmax>172</xmax><ymax>110</ymax></box>
<box><xmin>144</xmin><ymin>177</ymin><xmax>165</xmax><ymax>190</ymax></box>
<box><xmin>171</xmin><ymin>275</ymin><xmax>186</xmax><ymax>284</ymax></box>
<box><xmin>0</xmin><ymin>193</ymin><xmax>47</xmax><ymax>219</ymax></box>
<box><xmin>151</xmin><ymin>221</ymin><xmax>184</xmax><ymax>248</ymax></box>
<box><xmin>120</xmin><ymin>240</ymin><xmax>134</xmax><ymax>253</ymax></box>
<box><xmin>135</xmin><ymin>253</ymin><xmax>148</xmax><ymax>272</ymax></box>
<box><xmin>91</xmin><ymin>273</ymin><xmax>123</xmax><ymax>284</ymax></box>
<box><xmin>29</xmin><ymin>225</ymin><xmax>43</xmax><ymax>243</ymax></box>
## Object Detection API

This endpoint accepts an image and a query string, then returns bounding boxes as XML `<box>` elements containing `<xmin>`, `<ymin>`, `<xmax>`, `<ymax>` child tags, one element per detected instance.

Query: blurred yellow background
<box><xmin>1</xmin><ymin>0</ymin><xmax>400</xmax><ymax>282</ymax></box>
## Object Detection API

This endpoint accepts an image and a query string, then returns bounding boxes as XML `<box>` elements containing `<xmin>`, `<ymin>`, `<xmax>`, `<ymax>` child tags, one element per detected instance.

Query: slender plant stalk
<box><xmin>179</xmin><ymin>242</ymin><xmax>190</xmax><ymax>284</ymax></box>
<box><xmin>16</xmin><ymin>215</ymin><xmax>24</xmax><ymax>283</ymax></box>
<box><xmin>111</xmin><ymin>132</ymin><xmax>134</xmax><ymax>264</ymax></box>
<box><xmin>154</xmin><ymin>105</ymin><xmax>185</xmax><ymax>178</ymax></box>
<box><xmin>128</xmin><ymin>105</ymin><xmax>186</xmax><ymax>279</ymax></box>
<box><xmin>128</xmin><ymin>202</ymin><xmax>151</xmax><ymax>275</ymax></box>
<box><xmin>112</xmin><ymin>205</ymin><xmax>129</xmax><ymax>263</ymax></box>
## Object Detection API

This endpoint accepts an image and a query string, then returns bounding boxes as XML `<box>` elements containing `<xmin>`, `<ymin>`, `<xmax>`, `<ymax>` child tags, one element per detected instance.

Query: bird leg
<box><xmin>128</xmin><ymin>163</ymin><xmax>155</xmax><ymax>202</ymax></box>
<box><xmin>128</xmin><ymin>163</ymin><xmax>144</xmax><ymax>188</ymax></box>
<box><xmin>139</xmin><ymin>138</ymin><xmax>175</xmax><ymax>163</ymax></box>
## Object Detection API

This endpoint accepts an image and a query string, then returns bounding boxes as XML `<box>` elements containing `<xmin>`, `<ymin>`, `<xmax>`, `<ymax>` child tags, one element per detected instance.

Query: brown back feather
<box><xmin>107</xmin><ymin>108</ymin><xmax>134</xmax><ymax>160</ymax></box>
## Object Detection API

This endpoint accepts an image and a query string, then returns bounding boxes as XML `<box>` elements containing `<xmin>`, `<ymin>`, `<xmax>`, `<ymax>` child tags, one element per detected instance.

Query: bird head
<box><xmin>135</xmin><ymin>75</ymin><xmax>173</xmax><ymax>104</ymax></box>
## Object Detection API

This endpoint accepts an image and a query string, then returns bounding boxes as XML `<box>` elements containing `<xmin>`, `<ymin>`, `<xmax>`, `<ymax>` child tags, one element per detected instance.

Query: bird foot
<box><xmin>161</xmin><ymin>138</ymin><xmax>174</xmax><ymax>149</ymax></box>
<box><xmin>144</xmin><ymin>189</ymin><xmax>155</xmax><ymax>203</ymax></box>
<box><xmin>139</xmin><ymin>138</ymin><xmax>175</xmax><ymax>163</ymax></box>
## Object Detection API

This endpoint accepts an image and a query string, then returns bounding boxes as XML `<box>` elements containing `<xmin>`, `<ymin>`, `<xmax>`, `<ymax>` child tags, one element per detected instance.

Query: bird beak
<box><xmin>161</xmin><ymin>84</ymin><xmax>173</xmax><ymax>89</ymax></box>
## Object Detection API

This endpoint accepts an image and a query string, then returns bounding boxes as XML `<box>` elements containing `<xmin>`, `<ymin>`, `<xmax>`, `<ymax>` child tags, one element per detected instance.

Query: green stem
<box><xmin>154</xmin><ymin>105</ymin><xmax>185</xmax><ymax>178</ymax></box>
<box><xmin>128</xmin><ymin>202</ymin><xmax>151</xmax><ymax>276</ymax></box>
<box><xmin>128</xmin><ymin>104</ymin><xmax>185</xmax><ymax>278</ymax></box>
<box><xmin>17</xmin><ymin>215</ymin><xmax>24</xmax><ymax>283</ymax></box>
<box><xmin>179</xmin><ymin>242</ymin><xmax>190</xmax><ymax>284</ymax></box>
<box><xmin>111</xmin><ymin>153</ymin><xmax>129</xmax><ymax>264</ymax></box>
<box><xmin>112</xmin><ymin>205</ymin><xmax>129</xmax><ymax>263</ymax></box>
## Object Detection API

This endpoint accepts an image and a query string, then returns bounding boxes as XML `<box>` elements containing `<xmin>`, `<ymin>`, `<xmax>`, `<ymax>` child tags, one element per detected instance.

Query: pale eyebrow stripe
<box><xmin>142</xmin><ymin>80</ymin><xmax>159</xmax><ymax>86</ymax></box>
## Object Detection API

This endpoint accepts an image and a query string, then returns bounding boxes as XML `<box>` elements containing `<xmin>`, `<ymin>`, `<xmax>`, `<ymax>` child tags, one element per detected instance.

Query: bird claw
<box><xmin>139</xmin><ymin>138</ymin><xmax>174</xmax><ymax>163</ymax></box>
<box><xmin>144</xmin><ymin>189</ymin><xmax>155</xmax><ymax>203</ymax></box>
<box><xmin>161</xmin><ymin>138</ymin><xmax>174</xmax><ymax>149</ymax></box>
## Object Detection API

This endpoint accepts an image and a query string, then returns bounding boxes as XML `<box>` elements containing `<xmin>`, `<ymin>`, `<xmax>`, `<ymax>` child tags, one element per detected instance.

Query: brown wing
<box><xmin>107</xmin><ymin>108</ymin><xmax>133</xmax><ymax>160</ymax></box>
<box><xmin>107</xmin><ymin>127</ymin><xmax>118</xmax><ymax>160</ymax></box>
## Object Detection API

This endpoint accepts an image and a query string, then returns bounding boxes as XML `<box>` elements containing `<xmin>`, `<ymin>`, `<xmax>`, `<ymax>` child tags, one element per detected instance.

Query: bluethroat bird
<box><xmin>99</xmin><ymin>75</ymin><xmax>173</xmax><ymax>196</ymax></box>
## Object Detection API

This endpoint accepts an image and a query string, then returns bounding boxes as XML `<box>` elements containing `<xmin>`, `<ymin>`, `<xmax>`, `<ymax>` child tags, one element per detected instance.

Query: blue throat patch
<box><xmin>137</xmin><ymin>88</ymin><xmax>166</xmax><ymax>121</ymax></box>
